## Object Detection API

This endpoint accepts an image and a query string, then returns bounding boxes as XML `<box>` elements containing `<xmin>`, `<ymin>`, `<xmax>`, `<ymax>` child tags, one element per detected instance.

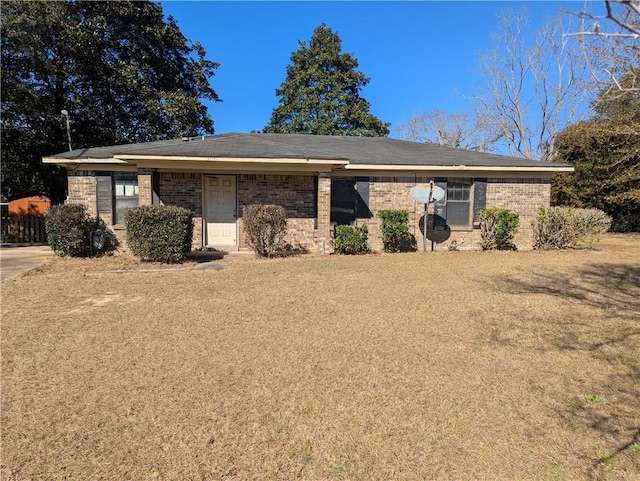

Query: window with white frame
<box><xmin>113</xmin><ymin>173</ymin><xmax>138</xmax><ymax>224</ymax></box>
<box><xmin>446</xmin><ymin>178</ymin><xmax>472</xmax><ymax>226</ymax></box>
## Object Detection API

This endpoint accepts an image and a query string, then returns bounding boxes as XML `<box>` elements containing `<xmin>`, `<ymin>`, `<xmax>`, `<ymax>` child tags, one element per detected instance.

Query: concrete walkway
<box><xmin>0</xmin><ymin>244</ymin><xmax>54</xmax><ymax>281</ymax></box>
<box><xmin>0</xmin><ymin>245</ymin><xmax>246</xmax><ymax>281</ymax></box>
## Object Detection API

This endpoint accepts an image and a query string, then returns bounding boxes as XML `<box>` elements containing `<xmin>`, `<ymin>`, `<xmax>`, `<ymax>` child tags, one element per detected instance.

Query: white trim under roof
<box><xmin>42</xmin><ymin>156</ymin><xmax>128</xmax><ymax>165</ymax></box>
<box><xmin>342</xmin><ymin>163</ymin><xmax>574</xmax><ymax>173</ymax></box>
<box><xmin>42</xmin><ymin>154</ymin><xmax>573</xmax><ymax>175</ymax></box>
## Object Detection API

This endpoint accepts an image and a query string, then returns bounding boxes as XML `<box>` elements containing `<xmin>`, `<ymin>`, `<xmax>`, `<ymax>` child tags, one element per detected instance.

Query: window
<box><xmin>330</xmin><ymin>177</ymin><xmax>370</xmax><ymax>225</ymax></box>
<box><xmin>446</xmin><ymin>178</ymin><xmax>472</xmax><ymax>226</ymax></box>
<box><xmin>113</xmin><ymin>173</ymin><xmax>138</xmax><ymax>224</ymax></box>
<box><xmin>433</xmin><ymin>178</ymin><xmax>487</xmax><ymax>228</ymax></box>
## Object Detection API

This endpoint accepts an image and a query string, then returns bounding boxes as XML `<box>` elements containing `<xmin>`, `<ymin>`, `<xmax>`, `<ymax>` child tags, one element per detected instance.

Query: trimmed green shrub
<box><xmin>334</xmin><ymin>224</ymin><xmax>370</xmax><ymax>255</ymax></box>
<box><xmin>377</xmin><ymin>209</ymin><xmax>415</xmax><ymax>252</ymax></box>
<box><xmin>125</xmin><ymin>205</ymin><xmax>193</xmax><ymax>263</ymax></box>
<box><xmin>45</xmin><ymin>204</ymin><xmax>117</xmax><ymax>257</ymax></box>
<box><xmin>242</xmin><ymin>204</ymin><xmax>287</xmax><ymax>257</ymax></box>
<box><xmin>478</xmin><ymin>208</ymin><xmax>520</xmax><ymax>250</ymax></box>
<box><xmin>46</xmin><ymin>204</ymin><xmax>90</xmax><ymax>256</ymax></box>
<box><xmin>533</xmin><ymin>206</ymin><xmax>612</xmax><ymax>250</ymax></box>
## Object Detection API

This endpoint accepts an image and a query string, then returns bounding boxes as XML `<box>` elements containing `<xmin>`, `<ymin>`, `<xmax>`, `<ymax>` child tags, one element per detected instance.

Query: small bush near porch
<box><xmin>242</xmin><ymin>204</ymin><xmax>287</xmax><ymax>257</ymax></box>
<box><xmin>2</xmin><ymin>234</ymin><xmax>639</xmax><ymax>480</ymax></box>
<box><xmin>125</xmin><ymin>205</ymin><xmax>193</xmax><ymax>263</ymax></box>
<box><xmin>45</xmin><ymin>204</ymin><xmax>117</xmax><ymax>256</ymax></box>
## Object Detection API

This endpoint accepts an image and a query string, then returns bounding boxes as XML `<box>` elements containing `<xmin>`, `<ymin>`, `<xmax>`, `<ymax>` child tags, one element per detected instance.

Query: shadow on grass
<box><xmin>491</xmin><ymin>263</ymin><xmax>640</xmax><ymax>476</ymax></box>
<box><xmin>187</xmin><ymin>249</ymin><xmax>229</xmax><ymax>263</ymax></box>
<box><xmin>502</xmin><ymin>263</ymin><xmax>640</xmax><ymax>317</ymax></box>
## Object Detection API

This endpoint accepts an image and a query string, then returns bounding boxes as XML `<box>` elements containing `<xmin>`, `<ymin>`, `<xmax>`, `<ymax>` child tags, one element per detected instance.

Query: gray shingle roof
<box><xmin>46</xmin><ymin>133</ymin><xmax>564</xmax><ymax>168</ymax></box>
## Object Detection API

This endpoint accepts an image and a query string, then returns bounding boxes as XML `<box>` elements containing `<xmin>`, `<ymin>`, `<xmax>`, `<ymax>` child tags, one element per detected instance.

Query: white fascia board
<box><xmin>65</xmin><ymin>164</ymin><xmax>138</xmax><ymax>173</ymax></box>
<box><xmin>42</xmin><ymin>156</ymin><xmax>128</xmax><ymax>165</ymax></box>
<box><xmin>342</xmin><ymin>164</ymin><xmax>575</xmax><ymax>173</ymax></box>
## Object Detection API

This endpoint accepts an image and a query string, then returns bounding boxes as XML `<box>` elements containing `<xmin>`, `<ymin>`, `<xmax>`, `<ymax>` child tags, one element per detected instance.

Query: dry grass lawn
<box><xmin>2</xmin><ymin>235</ymin><xmax>639</xmax><ymax>480</ymax></box>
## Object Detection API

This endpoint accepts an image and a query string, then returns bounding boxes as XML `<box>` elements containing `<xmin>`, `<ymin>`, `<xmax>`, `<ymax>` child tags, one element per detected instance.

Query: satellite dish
<box><xmin>410</xmin><ymin>185</ymin><xmax>445</xmax><ymax>204</ymax></box>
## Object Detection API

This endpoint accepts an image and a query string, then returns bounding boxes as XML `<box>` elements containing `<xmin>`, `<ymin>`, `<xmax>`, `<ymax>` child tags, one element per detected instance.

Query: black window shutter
<box><xmin>434</xmin><ymin>178</ymin><xmax>447</xmax><ymax>227</ymax></box>
<box><xmin>313</xmin><ymin>174</ymin><xmax>319</xmax><ymax>229</ymax></box>
<box><xmin>355</xmin><ymin>177</ymin><xmax>371</xmax><ymax>218</ymax></box>
<box><xmin>96</xmin><ymin>174</ymin><xmax>112</xmax><ymax>214</ymax></box>
<box><xmin>473</xmin><ymin>178</ymin><xmax>487</xmax><ymax>226</ymax></box>
<box><xmin>152</xmin><ymin>171</ymin><xmax>161</xmax><ymax>205</ymax></box>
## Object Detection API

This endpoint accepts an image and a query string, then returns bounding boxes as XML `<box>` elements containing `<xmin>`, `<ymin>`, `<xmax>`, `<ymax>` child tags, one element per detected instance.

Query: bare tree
<box><xmin>564</xmin><ymin>0</ymin><xmax>640</xmax><ymax>92</ymax></box>
<box><xmin>394</xmin><ymin>108</ymin><xmax>499</xmax><ymax>151</ymax></box>
<box><xmin>473</xmin><ymin>9</ymin><xmax>592</xmax><ymax>161</ymax></box>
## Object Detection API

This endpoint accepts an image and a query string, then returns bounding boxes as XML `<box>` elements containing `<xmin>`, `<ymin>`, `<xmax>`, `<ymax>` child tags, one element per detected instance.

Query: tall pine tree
<box><xmin>1</xmin><ymin>1</ymin><xmax>220</xmax><ymax>202</ymax></box>
<box><xmin>264</xmin><ymin>24</ymin><xmax>389</xmax><ymax>137</ymax></box>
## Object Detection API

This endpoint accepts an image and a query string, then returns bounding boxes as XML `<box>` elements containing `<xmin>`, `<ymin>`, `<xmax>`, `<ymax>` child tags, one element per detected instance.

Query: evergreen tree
<box><xmin>1</xmin><ymin>1</ymin><xmax>220</xmax><ymax>202</ymax></box>
<box><xmin>552</xmin><ymin>70</ymin><xmax>640</xmax><ymax>232</ymax></box>
<box><xmin>264</xmin><ymin>24</ymin><xmax>389</xmax><ymax>137</ymax></box>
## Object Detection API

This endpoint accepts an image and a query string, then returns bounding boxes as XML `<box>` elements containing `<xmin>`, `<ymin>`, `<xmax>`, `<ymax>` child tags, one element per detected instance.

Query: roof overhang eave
<box><xmin>343</xmin><ymin>164</ymin><xmax>575</xmax><ymax>173</ymax></box>
<box><xmin>42</xmin><ymin>156</ymin><xmax>128</xmax><ymax>165</ymax></box>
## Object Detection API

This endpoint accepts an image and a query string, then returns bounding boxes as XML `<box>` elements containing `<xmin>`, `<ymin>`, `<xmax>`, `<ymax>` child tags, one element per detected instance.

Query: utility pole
<box><xmin>61</xmin><ymin>110</ymin><xmax>72</xmax><ymax>152</ymax></box>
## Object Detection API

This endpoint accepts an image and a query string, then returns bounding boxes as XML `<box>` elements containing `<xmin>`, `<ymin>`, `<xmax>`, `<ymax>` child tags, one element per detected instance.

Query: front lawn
<box><xmin>2</xmin><ymin>235</ymin><xmax>639</xmax><ymax>480</ymax></box>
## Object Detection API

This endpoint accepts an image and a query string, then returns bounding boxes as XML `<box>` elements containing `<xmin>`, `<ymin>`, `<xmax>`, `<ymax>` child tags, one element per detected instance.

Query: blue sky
<box><xmin>159</xmin><ymin>1</ymin><xmax>593</xmax><ymax>137</ymax></box>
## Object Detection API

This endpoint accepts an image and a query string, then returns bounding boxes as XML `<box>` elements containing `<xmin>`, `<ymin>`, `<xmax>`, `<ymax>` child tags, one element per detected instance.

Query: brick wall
<box><xmin>356</xmin><ymin>176</ymin><xmax>431</xmax><ymax>252</ymax></box>
<box><xmin>137</xmin><ymin>168</ymin><xmax>153</xmax><ymax>206</ymax></box>
<box><xmin>67</xmin><ymin>171</ymin><xmax>121</xmax><ymax>242</ymax></box>
<box><xmin>345</xmin><ymin>176</ymin><xmax>550</xmax><ymax>252</ymax></box>
<box><xmin>237</xmin><ymin>174</ymin><xmax>319</xmax><ymax>251</ymax></box>
<box><xmin>67</xmin><ymin>172</ymin><xmax>97</xmax><ymax>216</ymax></box>
<box><xmin>66</xmin><ymin>170</ymin><xmax>551</xmax><ymax>253</ymax></box>
<box><xmin>157</xmin><ymin>172</ymin><xmax>204</xmax><ymax>248</ymax></box>
<box><xmin>487</xmin><ymin>178</ymin><xmax>550</xmax><ymax>248</ymax></box>
<box><xmin>316</xmin><ymin>173</ymin><xmax>332</xmax><ymax>254</ymax></box>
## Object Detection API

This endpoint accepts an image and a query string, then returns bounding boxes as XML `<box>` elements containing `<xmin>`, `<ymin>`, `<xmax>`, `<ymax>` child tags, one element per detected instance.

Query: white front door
<box><xmin>204</xmin><ymin>175</ymin><xmax>237</xmax><ymax>246</ymax></box>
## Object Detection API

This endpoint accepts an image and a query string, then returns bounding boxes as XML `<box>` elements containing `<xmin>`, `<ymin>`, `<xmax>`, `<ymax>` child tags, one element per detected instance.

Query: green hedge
<box><xmin>45</xmin><ymin>203</ymin><xmax>117</xmax><ymax>257</ymax></box>
<box><xmin>334</xmin><ymin>224</ymin><xmax>370</xmax><ymax>255</ymax></box>
<box><xmin>478</xmin><ymin>208</ymin><xmax>519</xmax><ymax>250</ymax></box>
<box><xmin>125</xmin><ymin>205</ymin><xmax>193</xmax><ymax>263</ymax></box>
<box><xmin>377</xmin><ymin>209</ymin><xmax>415</xmax><ymax>252</ymax></box>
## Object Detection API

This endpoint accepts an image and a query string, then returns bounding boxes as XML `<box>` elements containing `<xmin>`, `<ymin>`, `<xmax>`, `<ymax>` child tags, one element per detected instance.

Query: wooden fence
<box><xmin>1</xmin><ymin>214</ymin><xmax>47</xmax><ymax>244</ymax></box>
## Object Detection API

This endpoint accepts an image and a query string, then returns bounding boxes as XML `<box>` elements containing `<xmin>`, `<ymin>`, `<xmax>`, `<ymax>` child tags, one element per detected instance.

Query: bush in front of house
<box><xmin>377</xmin><ymin>209</ymin><xmax>415</xmax><ymax>252</ymax></box>
<box><xmin>478</xmin><ymin>208</ymin><xmax>520</xmax><ymax>250</ymax></box>
<box><xmin>533</xmin><ymin>206</ymin><xmax>612</xmax><ymax>250</ymax></box>
<box><xmin>45</xmin><ymin>204</ymin><xmax>90</xmax><ymax>256</ymax></box>
<box><xmin>125</xmin><ymin>205</ymin><xmax>193</xmax><ymax>263</ymax></box>
<box><xmin>242</xmin><ymin>204</ymin><xmax>288</xmax><ymax>257</ymax></box>
<box><xmin>334</xmin><ymin>224</ymin><xmax>370</xmax><ymax>255</ymax></box>
<box><xmin>45</xmin><ymin>203</ymin><xmax>117</xmax><ymax>257</ymax></box>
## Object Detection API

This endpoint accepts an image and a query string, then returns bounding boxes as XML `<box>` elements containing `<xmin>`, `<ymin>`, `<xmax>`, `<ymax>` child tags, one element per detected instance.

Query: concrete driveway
<box><xmin>0</xmin><ymin>245</ymin><xmax>53</xmax><ymax>281</ymax></box>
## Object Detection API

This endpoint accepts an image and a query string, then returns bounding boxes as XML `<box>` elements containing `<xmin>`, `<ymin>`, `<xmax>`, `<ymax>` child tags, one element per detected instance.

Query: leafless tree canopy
<box><xmin>394</xmin><ymin>108</ymin><xmax>499</xmax><ymax>152</ymax></box>
<box><xmin>565</xmin><ymin>0</ymin><xmax>640</xmax><ymax>92</ymax></box>
<box><xmin>472</xmin><ymin>10</ymin><xmax>592</xmax><ymax>161</ymax></box>
<box><xmin>398</xmin><ymin>4</ymin><xmax>636</xmax><ymax>161</ymax></box>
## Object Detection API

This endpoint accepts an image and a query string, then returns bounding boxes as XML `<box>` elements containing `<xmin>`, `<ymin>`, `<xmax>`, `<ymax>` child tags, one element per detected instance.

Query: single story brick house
<box><xmin>43</xmin><ymin>133</ymin><xmax>572</xmax><ymax>252</ymax></box>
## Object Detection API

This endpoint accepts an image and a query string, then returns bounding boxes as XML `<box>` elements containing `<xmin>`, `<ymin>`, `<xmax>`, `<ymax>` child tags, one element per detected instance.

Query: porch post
<box><xmin>315</xmin><ymin>172</ymin><xmax>333</xmax><ymax>254</ymax></box>
<box><xmin>137</xmin><ymin>168</ymin><xmax>153</xmax><ymax>206</ymax></box>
